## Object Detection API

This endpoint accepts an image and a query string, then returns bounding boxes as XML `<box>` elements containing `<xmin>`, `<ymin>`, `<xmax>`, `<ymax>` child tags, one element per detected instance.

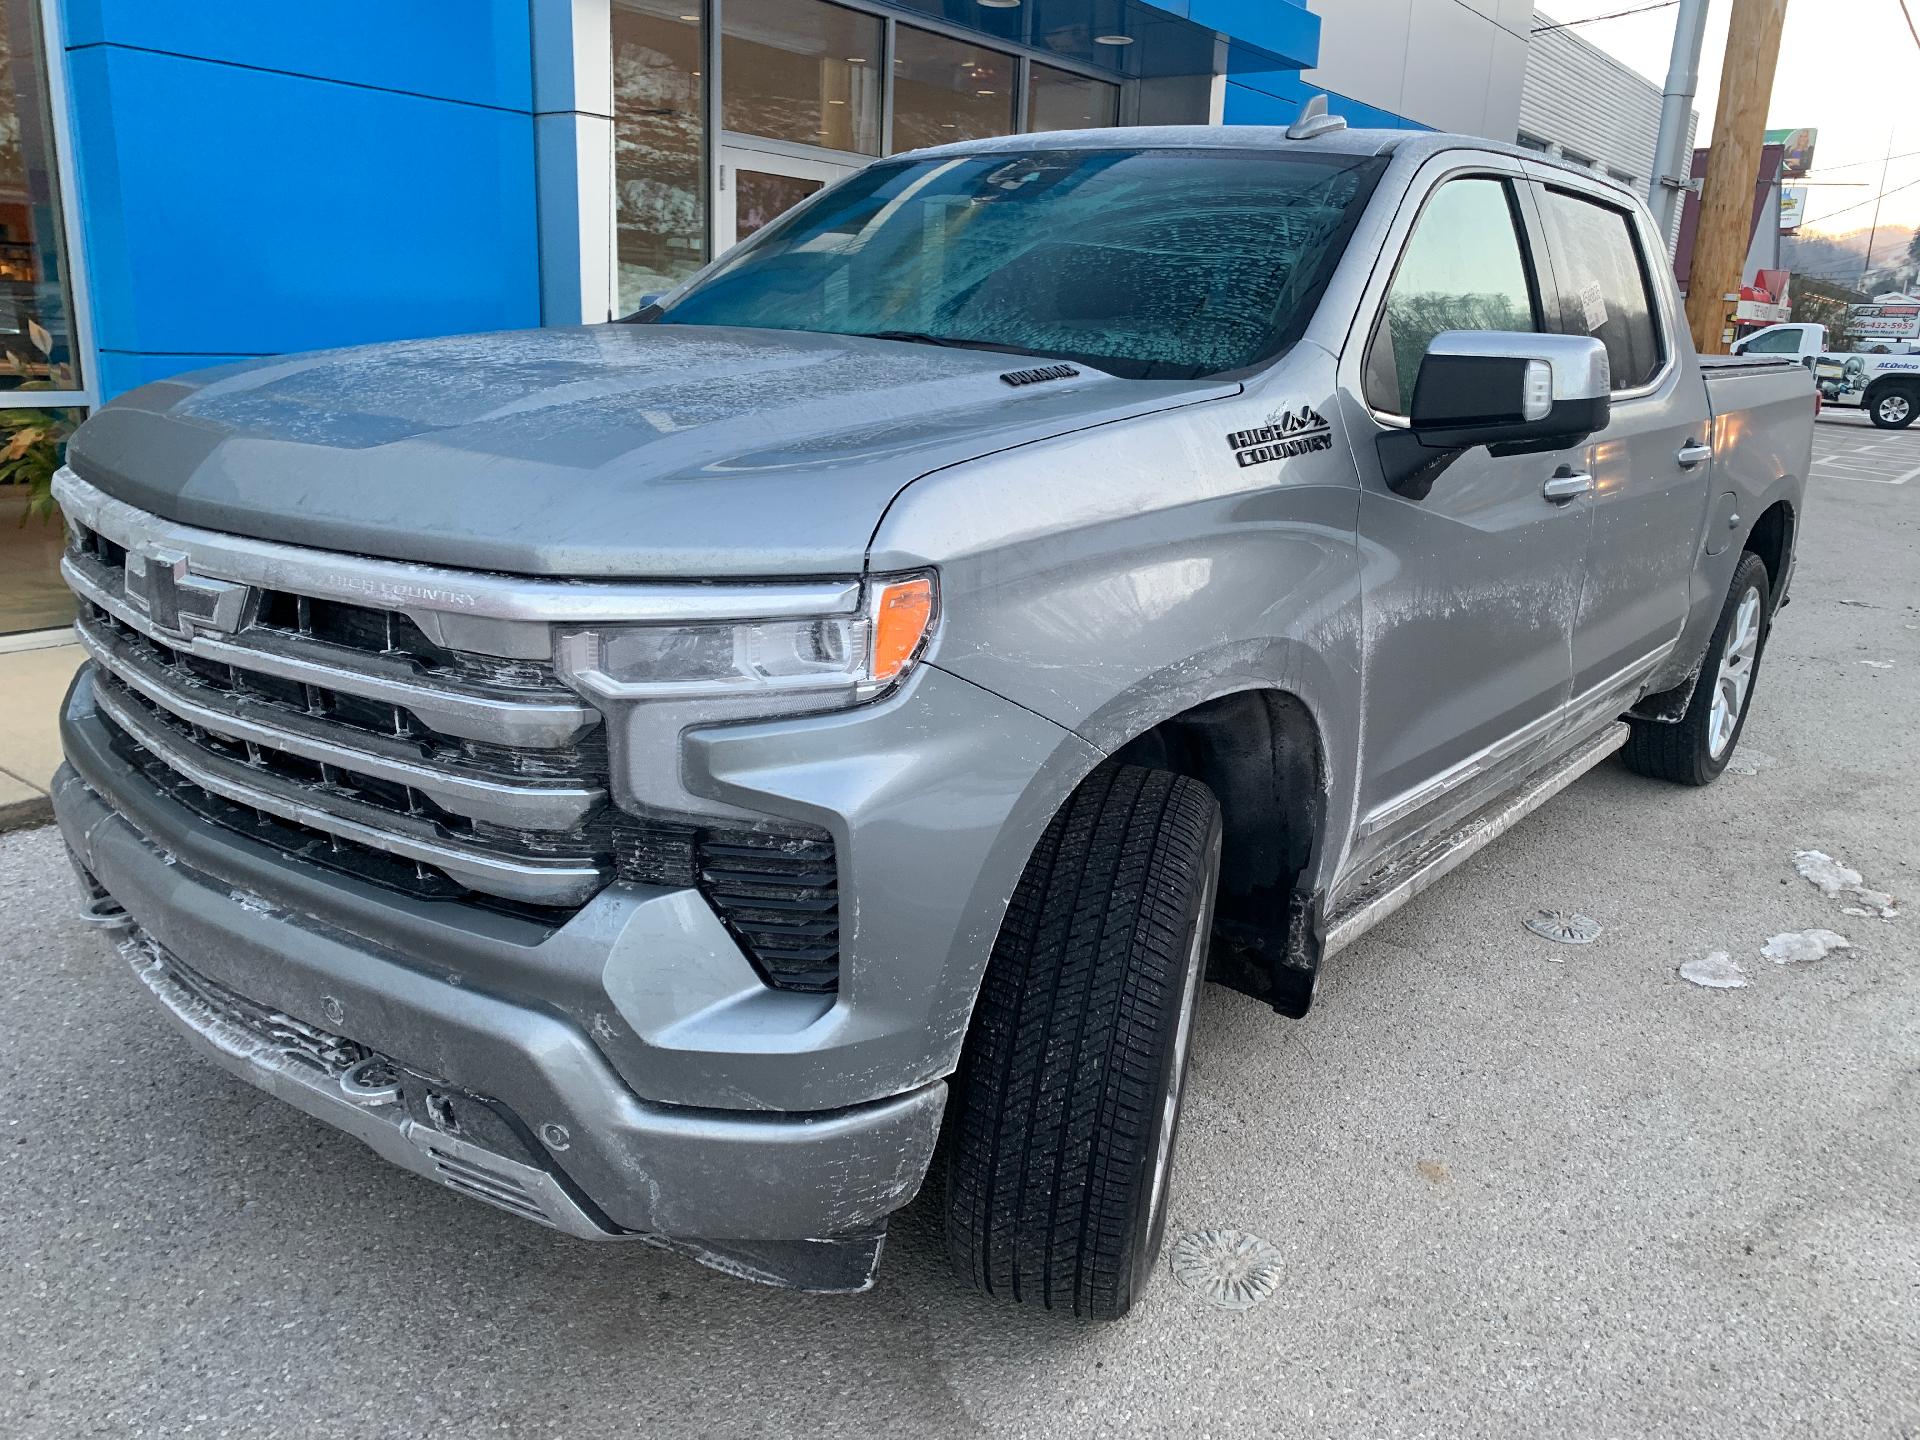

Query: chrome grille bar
<box><xmin>92</xmin><ymin>680</ymin><xmax>608</xmax><ymax>908</ymax></box>
<box><xmin>75</xmin><ymin>615</ymin><xmax>603</xmax><ymax>832</ymax></box>
<box><xmin>53</xmin><ymin>467</ymin><xmax>861</xmax><ymax>636</ymax></box>
<box><xmin>63</xmin><ymin>549</ymin><xmax>598</xmax><ymax>750</ymax></box>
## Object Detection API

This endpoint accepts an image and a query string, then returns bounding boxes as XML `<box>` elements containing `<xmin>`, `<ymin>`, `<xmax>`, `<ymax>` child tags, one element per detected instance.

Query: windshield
<box><xmin>650</xmin><ymin>148</ymin><xmax>1388</xmax><ymax>380</ymax></box>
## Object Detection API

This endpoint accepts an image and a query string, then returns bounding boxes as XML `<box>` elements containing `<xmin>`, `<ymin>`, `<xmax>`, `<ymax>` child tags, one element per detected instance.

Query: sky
<box><xmin>1536</xmin><ymin>0</ymin><xmax>1920</xmax><ymax>234</ymax></box>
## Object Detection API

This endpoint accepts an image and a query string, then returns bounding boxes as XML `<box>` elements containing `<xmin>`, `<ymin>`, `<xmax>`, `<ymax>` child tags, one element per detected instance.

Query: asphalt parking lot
<box><xmin>2</xmin><ymin>414</ymin><xmax>1915</xmax><ymax>1439</ymax></box>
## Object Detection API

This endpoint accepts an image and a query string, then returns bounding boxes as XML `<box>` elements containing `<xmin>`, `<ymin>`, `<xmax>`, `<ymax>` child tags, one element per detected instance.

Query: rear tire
<box><xmin>1622</xmin><ymin>552</ymin><xmax>1771</xmax><ymax>786</ymax></box>
<box><xmin>944</xmin><ymin>764</ymin><xmax>1221</xmax><ymax>1322</ymax></box>
<box><xmin>1869</xmin><ymin>386</ymin><xmax>1917</xmax><ymax>428</ymax></box>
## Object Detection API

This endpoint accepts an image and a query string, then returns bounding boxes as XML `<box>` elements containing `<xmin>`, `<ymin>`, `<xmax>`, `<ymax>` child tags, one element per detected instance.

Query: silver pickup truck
<box><xmin>51</xmin><ymin>117</ymin><xmax>1813</xmax><ymax>1320</ymax></box>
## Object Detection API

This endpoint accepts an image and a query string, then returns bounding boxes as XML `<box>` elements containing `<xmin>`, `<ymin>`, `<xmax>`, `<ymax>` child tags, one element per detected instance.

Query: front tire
<box><xmin>1870</xmin><ymin>386</ymin><xmax>1917</xmax><ymax>428</ymax></box>
<box><xmin>944</xmin><ymin>765</ymin><xmax>1222</xmax><ymax>1322</ymax></box>
<box><xmin>1622</xmin><ymin>552</ymin><xmax>1771</xmax><ymax>786</ymax></box>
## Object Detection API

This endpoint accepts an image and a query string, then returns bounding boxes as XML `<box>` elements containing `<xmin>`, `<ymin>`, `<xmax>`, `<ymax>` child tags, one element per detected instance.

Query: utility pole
<box><xmin>1862</xmin><ymin>124</ymin><xmax>1896</xmax><ymax>290</ymax></box>
<box><xmin>1649</xmin><ymin>0</ymin><xmax>1712</xmax><ymax>247</ymax></box>
<box><xmin>1683</xmin><ymin>0</ymin><xmax>1790</xmax><ymax>356</ymax></box>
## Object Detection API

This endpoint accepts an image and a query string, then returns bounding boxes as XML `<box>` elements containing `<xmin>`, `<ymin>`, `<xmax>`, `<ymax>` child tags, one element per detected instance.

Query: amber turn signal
<box><xmin>868</xmin><ymin>575</ymin><xmax>935</xmax><ymax>686</ymax></box>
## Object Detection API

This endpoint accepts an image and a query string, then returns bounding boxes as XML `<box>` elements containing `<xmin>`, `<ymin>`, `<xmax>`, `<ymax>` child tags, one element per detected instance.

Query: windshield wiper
<box><xmin>848</xmin><ymin>330</ymin><xmax>1033</xmax><ymax>357</ymax></box>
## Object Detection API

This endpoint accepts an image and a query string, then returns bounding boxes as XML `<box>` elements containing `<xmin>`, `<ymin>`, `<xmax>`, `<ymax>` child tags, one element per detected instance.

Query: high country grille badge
<box><xmin>1227</xmin><ymin>406</ymin><xmax>1333</xmax><ymax>467</ymax></box>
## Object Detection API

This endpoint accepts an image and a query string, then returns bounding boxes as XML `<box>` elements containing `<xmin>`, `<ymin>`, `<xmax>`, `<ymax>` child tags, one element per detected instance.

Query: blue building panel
<box><xmin>1224</xmin><ymin>71</ymin><xmax>1429</xmax><ymax>133</ymax></box>
<box><xmin>67</xmin><ymin>44</ymin><xmax>539</xmax><ymax>384</ymax></box>
<box><xmin>1189</xmin><ymin>0</ymin><xmax>1320</xmax><ymax>71</ymax></box>
<box><xmin>62</xmin><ymin>0</ymin><xmax>533</xmax><ymax>111</ymax></box>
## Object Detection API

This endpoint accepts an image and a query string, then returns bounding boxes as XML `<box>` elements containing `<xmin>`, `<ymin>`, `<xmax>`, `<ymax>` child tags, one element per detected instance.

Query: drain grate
<box><xmin>1168</xmin><ymin>1229</ymin><xmax>1284</xmax><ymax>1311</ymax></box>
<box><xmin>1523</xmin><ymin>910</ymin><xmax>1602</xmax><ymax>945</ymax></box>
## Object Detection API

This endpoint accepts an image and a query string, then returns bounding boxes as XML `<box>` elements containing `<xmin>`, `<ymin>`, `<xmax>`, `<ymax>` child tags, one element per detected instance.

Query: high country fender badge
<box><xmin>1227</xmin><ymin>405</ymin><xmax>1333</xmax><ymax>467</ymax></box>
<box><xmin>1000</xmin><ymin>363</ymin><xmax>1080</xmax><ymax>387</ymax></box>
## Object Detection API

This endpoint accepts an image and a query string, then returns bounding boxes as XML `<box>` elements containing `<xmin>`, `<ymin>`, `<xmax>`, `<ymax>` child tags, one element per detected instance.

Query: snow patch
<box><xmin>1725</xmin><ymin>748</ymin><xmax>1778</xmax><ymax>777</ymax></box>
<box><xmin>1679</xmin><ymin>951</ymin><xmax>1748</xmax><ymax>989</ymax></box>
<box><xmin>1761</xmin><ymin>929</ymin><xmax>1851</xmax><ymax>964</ymax></box>
<box><xmin>1859</xmin><ymin>660</ymin><xmax>1895</xmax><ymax>670</ymax></box>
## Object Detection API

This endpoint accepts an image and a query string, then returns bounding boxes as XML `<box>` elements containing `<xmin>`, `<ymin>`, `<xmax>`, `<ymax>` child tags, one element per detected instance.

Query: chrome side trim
<box><xmin>64</xmin><ymin>551</ymin><xmax>599</xmax><ymax>749</ymax></box>
<box><xmin>1360</xmin><ymin>706</ymin><xmax>1562</xmax><ymax>838</ymax></box>
<box><xmin>1326</xmin><ymin>722</ymin><xmax>1629</xmax><ymax>957</ymax></box>
<box><xmin>1359</xmin><ymin>643</ymin><xmax>1672</xmax><ymax>838</ymax></box>
<box><xmin>76</xmin><ymin>617</ymin><xmax>603</xmax><ymax>832</ymax></box>
<box><xmin>54</xmin><ymin>468</ymin><xmax>862</xmax><ymax>633</ymax></box>
<box><xmin>92</xmin><ymin>681</ymin><xmax>607</xmax><ymax>908</ymax></box>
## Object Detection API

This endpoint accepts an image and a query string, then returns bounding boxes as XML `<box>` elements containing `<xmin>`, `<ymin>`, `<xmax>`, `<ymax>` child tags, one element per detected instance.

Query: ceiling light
<box><xmin>977</xmin><ymin>89</ymin><xmax>997</xmax><ymax>95</ymax></box>
<box><xmin>678</xmin><ymin>12</ymin><xmax>697</xmax><ymax>20</ymax></box>
<box><xmin>848</xmin><ymin>56</ymin><xmax>867</xmax><ymax>63</ymax></box>
<box><xmin>1094</xmin><ymin>33</ymin><xmax>1133</xmax><ymax>45</ymax></box>
<box><xmin>980</xmin><ymin>0</ymin><xmax>1021</xmax><ymax>8</ymax></box>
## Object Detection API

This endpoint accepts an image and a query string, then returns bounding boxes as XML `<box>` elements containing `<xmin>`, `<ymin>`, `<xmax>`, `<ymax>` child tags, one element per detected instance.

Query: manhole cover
<box><xmin>1168</xmin><ymin>1229</ymin><xmax>1284</xmax><ymax>1310</ymax></box>
<box><xmin>1523</xmin><ymin>910</ymin><xmax>1601</xmax><ymax>945</ymax></box>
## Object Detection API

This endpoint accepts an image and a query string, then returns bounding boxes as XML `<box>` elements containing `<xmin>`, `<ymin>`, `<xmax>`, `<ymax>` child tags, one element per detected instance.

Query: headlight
<box><xmin>554</xmin><ymin>572</ymin><xmax>936</xmax><ymax>706</ymax></box>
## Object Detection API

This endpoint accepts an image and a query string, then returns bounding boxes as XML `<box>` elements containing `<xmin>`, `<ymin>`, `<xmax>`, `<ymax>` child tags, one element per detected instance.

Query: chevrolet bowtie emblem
<box><xmin>123</xmin><ymin>546</ymin><xmax>250</xmax><ymax>638</ymax></box>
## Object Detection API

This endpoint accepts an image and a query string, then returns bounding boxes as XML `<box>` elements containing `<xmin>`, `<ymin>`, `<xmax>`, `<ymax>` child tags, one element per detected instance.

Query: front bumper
<box><xmin>54</xmin><ymin>748</ymin><xmax>945</xmax><ymax>1286</ymax></box>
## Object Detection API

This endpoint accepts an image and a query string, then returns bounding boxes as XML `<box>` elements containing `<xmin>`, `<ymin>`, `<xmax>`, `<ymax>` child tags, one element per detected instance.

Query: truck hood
<box><xmin>68</xmin><ymin>325</ymin><xmax>1239</xmax><ymax>577</ymax></box>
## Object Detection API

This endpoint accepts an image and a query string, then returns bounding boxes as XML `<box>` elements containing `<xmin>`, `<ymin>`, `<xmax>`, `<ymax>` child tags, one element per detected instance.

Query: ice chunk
<box><xmin>1679</xmin><ymin>951</ymin><xmax>1748</xmax><ymax>988</ymax></box>
<box><xmin>1761</xmin><ymin>929</ymin><xmax>1851</xmax><ymax>964</ymax></box>
<box><xmin>1793</xmin><ymin>850</ymin><xmax>1900</xmax><ymax>918</ymax></box>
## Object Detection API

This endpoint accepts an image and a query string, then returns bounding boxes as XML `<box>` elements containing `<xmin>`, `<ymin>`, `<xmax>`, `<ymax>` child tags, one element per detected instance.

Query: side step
<box><xmin>1322</xmin><ymin>722</ymin><xmax>1629</xmax><ymax>958</ymax></box>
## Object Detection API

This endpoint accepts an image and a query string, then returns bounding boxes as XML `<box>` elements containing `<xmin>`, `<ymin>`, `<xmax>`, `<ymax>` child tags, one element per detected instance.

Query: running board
<box><xmin>1322</xmin><ymin>722</ymin><xmax>1629</xmax><ymax>958</ymax></box>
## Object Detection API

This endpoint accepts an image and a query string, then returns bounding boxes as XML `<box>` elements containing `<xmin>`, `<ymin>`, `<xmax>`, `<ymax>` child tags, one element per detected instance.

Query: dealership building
<box><xmin>0</xmin><ymin>0</ymin><xmax>1642</xmax><ymax>636</ymax></box>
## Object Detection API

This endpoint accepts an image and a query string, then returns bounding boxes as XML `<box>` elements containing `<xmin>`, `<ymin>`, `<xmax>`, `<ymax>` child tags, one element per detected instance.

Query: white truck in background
<box><xmin>1734</xmin><ymin>320</ymin><xmax>1920</xmax><ymax>427</ymax></box>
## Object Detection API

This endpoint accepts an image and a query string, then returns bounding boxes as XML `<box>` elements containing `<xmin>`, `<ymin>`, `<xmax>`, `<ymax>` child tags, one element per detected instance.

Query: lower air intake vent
<box><xmin>615</xmin><ymin>818</ymin><xmax>840</xmax><ymax>993</ymax></box>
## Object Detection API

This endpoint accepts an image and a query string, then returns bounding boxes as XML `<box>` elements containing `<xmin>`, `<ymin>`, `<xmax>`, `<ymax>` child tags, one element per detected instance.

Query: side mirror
<box><xmin>1379</xmin><ymin>332</ymin><xmax>1611</xmax><ymax>499</ymax></box>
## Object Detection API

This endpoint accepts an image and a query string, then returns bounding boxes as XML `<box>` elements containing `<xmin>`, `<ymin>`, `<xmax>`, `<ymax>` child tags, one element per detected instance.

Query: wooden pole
<box><xmin>1683</xmin><ymin>0</ymin><xmax>1790</xmax><ymax>355</ymax></box>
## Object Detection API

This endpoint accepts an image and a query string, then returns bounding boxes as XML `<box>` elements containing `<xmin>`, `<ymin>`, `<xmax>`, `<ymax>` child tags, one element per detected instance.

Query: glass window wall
<box><xmin>722</xmin><ymin>0</ymin><xmax>884</xmax><ymax>155</ymax></box>
<box><xmin>1027</xmin><ymin>62</ymin><xmax>1119</xmax><ymax>134</ymax></box>
<box><xmin>613</xmin><ymin>1</ymin><xmax>709</xmax><ymax>312</ymax></box>
<box><xmin>0</xmin><ymin>2</ymin><xmax>81</xmax><ymax>636</ymax></box>
<box><xmin>891</xmin><ymin>25</ymin><xmax>1017</xmax><ymax>151</ymax></box>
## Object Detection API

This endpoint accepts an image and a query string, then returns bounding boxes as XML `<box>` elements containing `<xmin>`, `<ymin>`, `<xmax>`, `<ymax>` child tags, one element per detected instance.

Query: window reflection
<box><xmin>1027</xmin><ymin>63</ymin><xmax>1119</xmax><ymax>134</ymax></box>
<box><xmin>0</xmin><ymin>3</ymin><xmax>77</xmax><ymax>390</ymax></box>
<box><xmin>892</xmin><ymin>26</ymin><xmax>1017</xmax><ymax>151</ymax></box>
<box><xmin>0</xmin><ymin>405</ymin><xmax>79</xmax><ymax>635</ymax></box>
<box><xmin>722</xmin><ymin>0</ymin><xmax>883</xmax><ymax>155</ymax></box>
<box><xmin>613</xmin><ymin>0</ymin><xmax>708</xmax><ymax>311</ymax></box>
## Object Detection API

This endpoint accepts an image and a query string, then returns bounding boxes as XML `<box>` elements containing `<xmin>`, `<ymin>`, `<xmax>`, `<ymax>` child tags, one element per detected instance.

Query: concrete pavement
<box><xmin>1</xmin><ymin>415</ymin><xmax>1914</xmax><ymax>1439</ymax></box>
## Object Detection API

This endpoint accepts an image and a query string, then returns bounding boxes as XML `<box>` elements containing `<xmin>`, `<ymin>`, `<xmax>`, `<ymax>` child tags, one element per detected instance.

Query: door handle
<box><xmin>1677</xmin><ymin>441</ymin><xmax>1714</xmax><ymax>469</ymax></box>
<box><xmin>1542</xmin><ymin>469</ymin><xmax>1595</xmax><ymax>503</ymax></box>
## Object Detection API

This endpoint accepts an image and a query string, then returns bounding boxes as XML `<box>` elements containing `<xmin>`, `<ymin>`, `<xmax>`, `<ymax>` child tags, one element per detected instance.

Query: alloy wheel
<box><xmin>1708</xmin><ymin>587</ymin><xmax>1762</xmax><ymax>759</ymax></box>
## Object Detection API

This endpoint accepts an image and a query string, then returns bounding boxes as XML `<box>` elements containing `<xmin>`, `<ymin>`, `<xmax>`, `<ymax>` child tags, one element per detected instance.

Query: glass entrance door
<box><xmin>715</xmin><ymin>140</ymin><xmax>860</xmax><ymax>253</ymax></box>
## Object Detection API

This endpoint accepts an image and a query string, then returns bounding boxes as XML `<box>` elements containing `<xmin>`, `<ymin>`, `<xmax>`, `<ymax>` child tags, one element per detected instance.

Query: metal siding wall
<box><xmin>62</xmin><ymin>1</ymin><xmax>540</xmax><ymax>400</ymax></box>
<box><xmin>1517</xmin><ymin>12</ymin><xmax>1670</xmax><ymax>190</ymax></box>
<box><xmin>1304</xmin><ymin>0</ymin><xmax>1528</xmax><ymax>138</ymax></box>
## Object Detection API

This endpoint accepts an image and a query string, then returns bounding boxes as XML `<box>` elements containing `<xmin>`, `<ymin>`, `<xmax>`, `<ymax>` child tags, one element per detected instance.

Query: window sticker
<box><xmin>1577</xmin><ymin>279</ymin><xmax>1608</xmax><ymax>333</ymax></box>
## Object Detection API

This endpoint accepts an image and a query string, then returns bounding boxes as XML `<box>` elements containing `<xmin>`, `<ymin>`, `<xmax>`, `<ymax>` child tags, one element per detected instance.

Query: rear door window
<box><xmin>1538</xmin><ymin>187</ymin><xmax>1665</xmax><ymax>390</ymax></box>
<box><xmin>1740</xmin><ymin>328</ymin><xmax>1803</xmax><ymax>354</ymax></box>
<box><xmin>1363</xmin><ymin>176</ymin><xmax>1542</xmax><ymax>416</ymax></box>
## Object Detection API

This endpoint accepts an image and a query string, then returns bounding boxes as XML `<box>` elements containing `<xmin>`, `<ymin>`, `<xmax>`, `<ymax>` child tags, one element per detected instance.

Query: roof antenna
<box><xmin>1286</xmin><ymin>94</ymin><xmax>1348</xmax><ymax>141</ymax></box>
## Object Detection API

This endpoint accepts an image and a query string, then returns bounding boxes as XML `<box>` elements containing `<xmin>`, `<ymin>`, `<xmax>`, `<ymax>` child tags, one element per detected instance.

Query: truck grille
<box><xmin>63</xmin><ymin>520</ymin><xmax>614</xmax><ymax>912</ymax></box>
<box><xmin>55</xmin><ymin>469</ymin><xmax>846</xmax><ymax>988</ymax></box>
